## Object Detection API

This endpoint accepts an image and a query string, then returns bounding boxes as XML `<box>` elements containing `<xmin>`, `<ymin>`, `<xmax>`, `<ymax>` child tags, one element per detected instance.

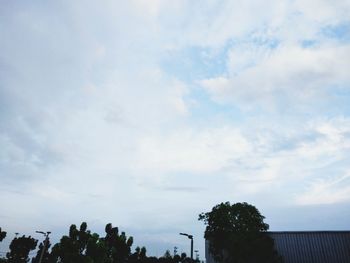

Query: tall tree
<box><xmin>199</xmin><ymin>202</ymin><xmax>282</xmax><ymax>263</ymax></box>
<box><xmin>51</xmin><ymin>222</ymin><xmax>134</xmax><ymax>263</ymax></box>
<box><xmin>6</xmin><ymin>235</ymin><xmax>38</xmax><ymax>263</ymax></box>
<box><xmin>104</xmin><ymin>223</ymin><xmax>134</xmax><ymax>263</ymax></box>
<box><xmin>51</xmin><ymin>224</ymin><xmax>82</xmax><ymax>262</ymax></box>
<box><xmin>51</xmin><ymin>222</ymin><xmax>101</xmax><ymax>263</ymax></box>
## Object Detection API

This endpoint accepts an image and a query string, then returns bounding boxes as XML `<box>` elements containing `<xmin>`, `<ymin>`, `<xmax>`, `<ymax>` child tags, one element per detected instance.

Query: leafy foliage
<box><xmin>104</xmin><ymin>223</ymin><xmax>134</xmax><ymax>263</ymax></box>
<box><xmin>6</xmin><ymin>235</ymin><xmax>38</xmax><ymax>263</ymax></box>
<box><xmin>129</xmin><ymin>246</ymin><xmax>147</xmax><ymax>263</ymax></box>
<box><xmin>199</xmin><ymin>202</ymin><xmax>282</xmax><ymax>263</ymax></box>
<box><xmin>51</xmin><ymin>222</ymin><xmax>110</xmax><ymax>263</ymax></box>
<box><xmin>0</xmin><ymin>228</ymin><xmax>6</xmax><ymax>242</ymax></box>
<box><xmin>0</xmin><ymin>222</ymin><xmax>199</xmax><ymax>263</ymax></box>
<box><xmin>31</xmin><ymin>237</ymin><xmax>53</xmax><ymax>263</ymax></box>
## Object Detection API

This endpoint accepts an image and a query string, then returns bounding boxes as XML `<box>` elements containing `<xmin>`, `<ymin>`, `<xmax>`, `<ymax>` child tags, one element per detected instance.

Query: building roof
<box><xmin>205</xmin><ymin>231</ymin><xmax>350</xmax><ymax>263</ymax></box>
<box><xmin>268</xmin><ymin>231</ymin><xmax>350</xmax><ymax>263</ymax></box>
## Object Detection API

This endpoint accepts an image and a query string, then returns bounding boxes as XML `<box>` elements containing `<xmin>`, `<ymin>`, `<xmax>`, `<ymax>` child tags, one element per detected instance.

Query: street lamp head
<box><xmin>36</xmin><ymin>231</ymin><xmax>51</xmax><ymax>237</ymax></box>
<box><xmin>179</xmin><ymin>233</ymin><xmax>193</xmax><ymax>239</ymax></box>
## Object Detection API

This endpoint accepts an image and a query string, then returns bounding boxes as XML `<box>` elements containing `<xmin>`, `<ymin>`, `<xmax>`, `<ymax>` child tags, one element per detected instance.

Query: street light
<box><xmin>36</xmin><ymin>231</ymin><xmax>51</xmax><ymax>263</ymax></box>
<box><xmin>179</xmin><ymin>232</ymin><xmax>193</xmax><ymax>260</ymax></box>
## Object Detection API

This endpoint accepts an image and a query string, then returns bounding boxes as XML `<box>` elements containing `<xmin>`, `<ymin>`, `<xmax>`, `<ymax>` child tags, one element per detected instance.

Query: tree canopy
<box><xmin>0</xmin><ymin>224</ymin><xmax>196</xmax><ymax>263</ymax></box>
<box><xmin>0</xmin><ymin>228</ymin><xmax>6</xmax><ymax>242</ymax></box>
<box><xmin>6</xmin><ymin>235</ymin><xmax>38</xmax><ymax>263</ymax></box>
<box><xmin>199</xmin><ymin>202</ymin><xmax>282</xmax><ymax>263</ymax></box>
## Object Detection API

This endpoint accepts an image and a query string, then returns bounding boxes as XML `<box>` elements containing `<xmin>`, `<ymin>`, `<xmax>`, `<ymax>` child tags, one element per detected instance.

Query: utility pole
<box><xmin>179</xmin><ymin>232</ymin><xmax>193</xmax><ymax>261</ymax></box>
<box><xmin>36</xmin><ymin>231</ymin><xmax>51</xmax><ymax>263</ymax></box>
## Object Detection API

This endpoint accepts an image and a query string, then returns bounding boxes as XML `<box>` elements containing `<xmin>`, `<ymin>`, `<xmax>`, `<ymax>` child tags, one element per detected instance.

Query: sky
<box><xmin>1</xmin><ymin>0</ymin><xmax>350</xmax><ymax>259</ymax></box>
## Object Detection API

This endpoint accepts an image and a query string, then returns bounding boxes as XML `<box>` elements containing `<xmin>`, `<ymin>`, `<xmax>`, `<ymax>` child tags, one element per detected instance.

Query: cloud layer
<box><xmin>1</xmin><ymin>0</ymin><xmax>350</xmax><ymax>257</ymax></box>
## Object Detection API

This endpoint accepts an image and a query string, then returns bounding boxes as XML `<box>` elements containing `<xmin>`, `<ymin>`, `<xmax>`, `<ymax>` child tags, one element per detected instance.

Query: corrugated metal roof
<box><xmin>205</xmin><ymin>231</ymin><xmax>350</xmax><ymax>263</ymax></box>
<box><xmin>268</xmin><ymin>231</ymin><xmax>350</xmax><ymax>263</ymax></box>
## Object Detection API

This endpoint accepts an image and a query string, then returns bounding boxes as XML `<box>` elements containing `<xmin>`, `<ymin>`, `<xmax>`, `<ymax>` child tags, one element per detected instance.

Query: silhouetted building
<box><xmin>205</xmin><ymin>231</ymin><xmax>350</xmax><ymax>263</ymax></box>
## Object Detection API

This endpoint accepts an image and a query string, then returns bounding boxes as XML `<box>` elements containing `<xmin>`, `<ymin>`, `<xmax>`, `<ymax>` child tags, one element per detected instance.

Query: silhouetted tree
<box><xmin>163</xmin><ymin>250</ymin><xmax>172</xmax><ymax>259</ymax></box>
<box><xmin>31</xmin><ymin>237</ymin><xmax>52</xmax><ymax>263</ymax></box>
<box><xmin>173</xmin><ymin>254</ymin><xmax>181</xmax><ymax>263</ymax></box>
<box><xmin>51</xmin><ymin>222</ymin><xmax>106</xmax><ymax>263</ymax></box>
<box><xmin>130</xmin><ymin>246</ymin><xmax>148</xmax><ymax>263</ymax></box>
<box><xmin>104</xmin><ymin>223</ymin><xmax>133</xmax><ymax>263</ymax></box>
<box><xmin>199</xmin><ymin>202</ymin><xmax>282</xmax><ymax>263</ymax></box>
<box><xmin>140</xmin><ymin>247</ymin><xmax>147</xmax><ymax>259</ymax></box>
<box><xmin>51</xmin><ymin>224</ymin><xmax>82</xmax><ymax>262</ymax></box>
<box><xmin>178</xmin><ymin>252</ymin><xmax>193</xmax><ymax>263</ymax></box>
<box><xmin>0</xmin><ymin>229</ymin><xmax>7</xmax><ymax>263</ymax></box>
<box><xmin>85</xmin><ymin>233</ymin><xmax>110</xmax><ymax>263</ymax></box>
<box><xmin>6</xmin><ymin>235</ymin><xmax>37</xmax><ymax>263</ymax></box>
<box><xmin>1</xmin><ymin>223</ymin><xmax>201</xmax><ymax>263</ymax></box>
<box><xmin>50</xmin><ymin>222</ymin><xmax>135</xmax><ymax>263</ymax></box>
<box><xmin>0</xmin><ymin>228</ymin><xmax>6</xmax><ymax>242</ymax></box>
<box><xmin>156</xmin><ymin>250</ymin><xmax>193</xmax><ymax>263</ymax></box>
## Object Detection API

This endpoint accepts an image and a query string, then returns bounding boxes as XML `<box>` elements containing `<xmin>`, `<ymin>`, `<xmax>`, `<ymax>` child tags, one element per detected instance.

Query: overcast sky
<box><xmin>1</xmin><ymin>0</ymin><xmax>350</xmax><ymax>258</ymax></box>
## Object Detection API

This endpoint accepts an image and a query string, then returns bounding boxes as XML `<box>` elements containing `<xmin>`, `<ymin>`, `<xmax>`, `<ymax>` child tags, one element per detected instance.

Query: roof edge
<box><xmin>267</xmin><ymin>230</ymin><xmax>350</xmax><ymax>234</ymax></box>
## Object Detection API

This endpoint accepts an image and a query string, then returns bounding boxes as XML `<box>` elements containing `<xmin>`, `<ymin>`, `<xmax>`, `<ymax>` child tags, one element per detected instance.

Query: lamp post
<box><xmin>36</xmin><ymin>231</ymin><xmax>51</xmax><ymax>263</ymax></box>
<box><xmin>179</xmin><ymin>232</ymin><xmax>193</xmax><ymax>260</ymax></box>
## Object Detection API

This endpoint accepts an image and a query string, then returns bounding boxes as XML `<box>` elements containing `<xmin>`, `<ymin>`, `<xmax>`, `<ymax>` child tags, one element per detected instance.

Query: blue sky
<box><xmin>1</xmin><ymin>0</ymin><xmax>350</xmax><ymax>258</ymax></box>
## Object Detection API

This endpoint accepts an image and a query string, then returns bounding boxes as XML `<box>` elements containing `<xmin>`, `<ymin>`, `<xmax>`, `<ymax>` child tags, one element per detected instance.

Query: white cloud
<box><xmin>135</xmin><ymin>126</ymin><xmax>251</xmax><ymax>175</ymax></box>
<box><xmin>1</xmin><ymin>0</ymin><xmax>350</xmax><ymax>256</ymax></box>
<box><xmin>294</xmin><ymin>0</ymin><xmax>350</xmax><ymax>23</ymax></box>
<box><xmin>201</xmin><ymin>44</ymin><xmax>350</xmax><ymax>110</ymax></box>
<box><xmin>296</xmin><ymin>173</ymin><xmax>350</xmax><ymax>205</ymax></box>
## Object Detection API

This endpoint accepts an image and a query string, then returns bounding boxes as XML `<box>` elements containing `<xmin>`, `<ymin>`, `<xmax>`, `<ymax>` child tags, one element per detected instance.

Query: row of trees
<box><xmin>0</xmin><ymin>223</ymin><xmax>196</xmax><ymax>263</ymax></box>
<box><xmin>1</xmin><ymin>202</ymin><xmax>282</xmax><ymax>263</ymax></box>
